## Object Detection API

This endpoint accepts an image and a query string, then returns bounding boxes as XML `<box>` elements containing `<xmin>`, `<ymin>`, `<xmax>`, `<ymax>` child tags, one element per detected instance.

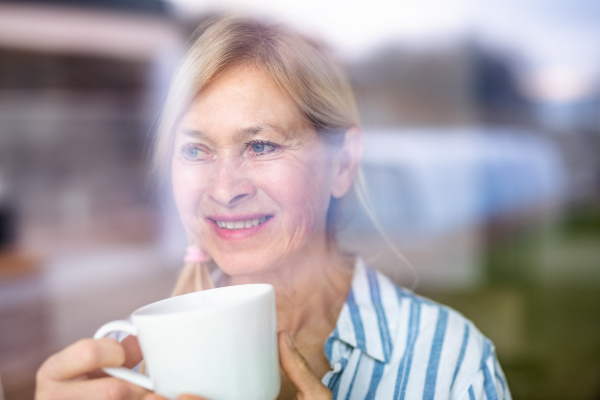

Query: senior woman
<box><xmin>35</xmin><ymin>16</ymin><xmax>510</xmax><ymax>400</ymax></box>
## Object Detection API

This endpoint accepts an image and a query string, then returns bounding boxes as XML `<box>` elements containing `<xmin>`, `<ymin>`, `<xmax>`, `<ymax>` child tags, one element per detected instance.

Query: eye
<box><xmin>252</xmin><ymin>143</ymin><xmax>267</xmax><ymax>153</ymax></box>
<box><xmin>247</xmin><ymin>140</ymin><xmax>278</xmax><ymax>156</ymax></box>
<box><xmin>181</xmin><ymin>144</ymin><xmax>209</xmax><ymax>161</ymax></box>
<box><xmin>186</xmin><ymin>147</ymin><xmax>199</xmax><ymax>158</ymax></box>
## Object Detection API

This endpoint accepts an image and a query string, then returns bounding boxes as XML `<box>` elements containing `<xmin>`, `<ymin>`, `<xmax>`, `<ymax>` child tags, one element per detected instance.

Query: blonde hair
<box><xmin>153</xmin><ymin>14</ymin><xmax>360</xmax><ymax>176</ymax></box>
<box><xmin>154</xmin><ymin>15</ymin><xmax>417</xmax><ymax>297</ymax></box>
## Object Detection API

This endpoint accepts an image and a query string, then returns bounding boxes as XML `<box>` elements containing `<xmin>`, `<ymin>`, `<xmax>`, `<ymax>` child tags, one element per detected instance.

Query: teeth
<box><xmin>216</xmin><ymin>217</ymin><xmax>269</xmax><ymax>230</ymax></box>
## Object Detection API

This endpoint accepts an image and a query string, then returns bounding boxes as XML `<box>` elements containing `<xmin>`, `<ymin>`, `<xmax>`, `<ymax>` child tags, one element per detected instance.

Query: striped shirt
<box><xmin>322</xmin><ymin>257</ymin><xmax>511</xmax><ymax>400</ymax></box>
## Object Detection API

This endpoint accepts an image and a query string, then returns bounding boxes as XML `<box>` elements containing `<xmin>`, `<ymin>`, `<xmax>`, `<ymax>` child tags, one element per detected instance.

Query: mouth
<box><xmin>206</xmin><ymin>214</ymin><xmax>274</xmax><ymax>240</ymax></box>
<box><xmin>210</xmin><ymin>216</ymin><xmax>272</xmax><ymax>231</ymax></box>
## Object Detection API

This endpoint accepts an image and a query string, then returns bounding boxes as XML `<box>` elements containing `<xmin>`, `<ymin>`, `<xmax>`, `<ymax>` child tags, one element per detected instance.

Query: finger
<box><xmin>144</xmin><ymin>394</ymin><xmax>168</xmax><ymax>400</ymax></box>
<box><xmin>39</xmin><ymin>376</ymin><xmax>149</xmax><ymax>400</ymax></box>
<box><xmin>87</xmin><ymin>368</ymin><xmax>110</xmax><ymax>379</ymax></box>
<box><xmin>179</xmin><ymin>394</ymin><xmax>210</xmax><ymax>400</ymax></box>
<box><xmin>87</xmin><ymin>335</ymin><xmax>144</xmax><ymax>379</ymax></box>
<box><xmin>121</xmin><ymin>335</ymin><xmax>144</xmax><ymax>369</ymax></box>
<box><xmin>38</xmin><ymin>338</ymin><xmax>126</xmax><ymax>381</ymax></box>
<box><xmin>143</xmin><ymin>393</ymin><xmax>209</xmax><ymax>400</ymax></box>
<box><xmin>278</xmin><ymin>331</ymin><xmax>331</xmax><ymax>400</ymax></box>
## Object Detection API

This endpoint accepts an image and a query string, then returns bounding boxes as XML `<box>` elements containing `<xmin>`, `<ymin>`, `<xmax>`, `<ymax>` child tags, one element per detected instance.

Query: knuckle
<box><xmin>76</xmin><ymin>340</ymin><xmax>103</xmax><ymax>368</ymax></box>
<box><xmin>104</xmin><ymin>379</ymin><xmax>131</xmax><ymax>400</ymax></box>
<box><xmin>46</xmin><ymin>390</ymin><xmax>66</xmax><ymax>400</ymax></box>
<box><xmin>36</xmin><ymin>385</ymin><xmax>61</xmax><ymax>400</ymax></box>
<box><xmin>36</xmin><ymin>352</ymin><xmax>61</xmax><ymax>383</ymax></box>
<box><xmin>300</xmin><ymin>356</ymin><xmax>311</xmax><ymax>368</ymax></box>
<box><xmin>292</xmin><ymin>350</ymin><xmax>307</xmax><ymax>367</ymax></box>
<box><xmin>297</xmin><ymin>355</ymin><xmax>313</xmax><ymax>374</ymax></box>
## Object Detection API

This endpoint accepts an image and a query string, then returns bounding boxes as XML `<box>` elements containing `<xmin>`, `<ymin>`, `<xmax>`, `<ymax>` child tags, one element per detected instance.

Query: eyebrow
<box><xmin>181</xmin><ymin>124</ymin><xmax>292</xmax><ymax>141</ymax></box>
<box><xmin>181</xmin><ymin>129</ymin><xmax>209</xmax><ymax>139</ymax></box>
<box><xmin>234</xmin><ymin>124</ymin><xmax>291</xmax><ymax>141</ymax></box>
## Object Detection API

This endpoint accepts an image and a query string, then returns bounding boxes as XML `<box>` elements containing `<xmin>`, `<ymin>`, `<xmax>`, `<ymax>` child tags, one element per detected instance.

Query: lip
<box><xmin>207</xmin><ymin>213</ymin><xmax>272</xmax><ymax>222</ymax></box>
<box><xmin>206</xmin><ymin>213</ymin><xmax>274</xmax><ymax>241</ymax></box>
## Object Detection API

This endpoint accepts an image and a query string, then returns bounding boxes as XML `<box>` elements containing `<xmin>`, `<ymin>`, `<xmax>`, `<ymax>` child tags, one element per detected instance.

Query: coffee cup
<box><xmin>93</xmin><ymin>284</ymin><xmax>280</xmax><ymax>400</ymax></box>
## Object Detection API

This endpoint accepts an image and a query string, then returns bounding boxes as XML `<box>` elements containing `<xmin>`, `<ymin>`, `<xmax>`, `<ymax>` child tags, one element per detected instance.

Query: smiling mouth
<box><xmin>211</xmin><ymin>216</ymin><xmax>272</xmax><ymax>231</ymax></box>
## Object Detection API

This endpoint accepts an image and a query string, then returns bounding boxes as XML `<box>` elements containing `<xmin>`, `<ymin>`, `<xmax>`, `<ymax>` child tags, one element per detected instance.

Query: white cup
<box><xmin>93</xmin><ymin>284</ymin><xmax>280</xmax><ymax>400</ymax></box>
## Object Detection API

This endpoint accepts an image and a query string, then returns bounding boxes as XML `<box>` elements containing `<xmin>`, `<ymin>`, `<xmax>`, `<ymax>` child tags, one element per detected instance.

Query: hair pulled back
<box><xmin>154</xmin><ymin>15</ymin><xmax>363</xmax><ymax>295</ymax></box>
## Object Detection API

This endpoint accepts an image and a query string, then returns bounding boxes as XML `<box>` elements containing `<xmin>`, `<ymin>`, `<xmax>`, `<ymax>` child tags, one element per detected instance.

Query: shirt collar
<box><xmin>326</xmin><ymin>257</ymin><xmax>399</xmax><ymax>364</ymax></box>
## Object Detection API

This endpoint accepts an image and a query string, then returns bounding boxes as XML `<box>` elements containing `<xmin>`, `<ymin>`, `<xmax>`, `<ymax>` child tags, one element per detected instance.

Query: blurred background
<box><xmin>0</xmin><ymin>0</ymin><xmax>598</xmax><ymax>399</ymax></box>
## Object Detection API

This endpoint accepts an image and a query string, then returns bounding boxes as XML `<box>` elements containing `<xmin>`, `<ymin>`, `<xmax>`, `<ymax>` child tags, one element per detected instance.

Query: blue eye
<box><xmin>181</xmin><ymin>144</ymin><xmax>208</xmax><ymax>161</ymax></box>
<box><xmin>252</xmin><ymin>143</ymin><xmax>266</xmax><ymax>153</ymax></box>
<box><xmin>248</xmin><ymin>141</ymin><xmax>277</xmax><ymax>156</ymax></box>
<box><xmin>186</xmin><ymin>148</ymin><xmax>199</xmax><ymax>158</ymax></box>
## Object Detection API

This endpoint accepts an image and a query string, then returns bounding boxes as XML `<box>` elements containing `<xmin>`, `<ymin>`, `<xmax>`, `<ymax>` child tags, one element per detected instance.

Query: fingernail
<box><xmin>285</xmin><ymin>331</ymin><xmax>295</xmax><ymax>350</ymax></box>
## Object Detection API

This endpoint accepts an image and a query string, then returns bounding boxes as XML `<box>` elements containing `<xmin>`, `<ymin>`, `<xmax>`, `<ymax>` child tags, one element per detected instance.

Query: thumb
<box><xmin>278</xmin><ymin>331</ymin><xmax>332</xmax><ymax>400</ymax></box>
<box><xmin>120</xmin><ymin>335</ymin><xmax>144</xmax><ymax>369</ymax></box>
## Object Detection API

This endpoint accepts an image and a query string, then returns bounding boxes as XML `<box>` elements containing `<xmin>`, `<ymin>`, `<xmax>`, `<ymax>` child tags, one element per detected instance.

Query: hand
<box><xmin>145</xmin><ymin>331</ymin><xmax>331</xmax><ymax>400</ymax></box>
<box><xmin>36</xmin><ymin>336</ymin><xmax>149</xmax><ymax>400</ymax></box>
<box><xmin>278</xmin><ymin>330</ymin><xmax>332</xmax><ymax>400</ymax></box>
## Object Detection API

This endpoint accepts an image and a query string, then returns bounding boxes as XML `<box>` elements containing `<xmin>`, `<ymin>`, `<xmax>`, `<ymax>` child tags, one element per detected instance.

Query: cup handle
<box><xmin>93</xmin><ymin>320</ymin><xmax>154</xmax><ymax>391</ymax></box>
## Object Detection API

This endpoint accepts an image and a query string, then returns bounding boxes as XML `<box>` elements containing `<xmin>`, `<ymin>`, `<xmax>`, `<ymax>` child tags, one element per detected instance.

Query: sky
<box><xmin>167</xmin><ymin>0</ymin><xmax>600</xmax><ymax>102</ymax></box>
<box><xmin>471</xmin><ymin>0</ymin><xmax>600</xmax><ymax>101</ymax></box>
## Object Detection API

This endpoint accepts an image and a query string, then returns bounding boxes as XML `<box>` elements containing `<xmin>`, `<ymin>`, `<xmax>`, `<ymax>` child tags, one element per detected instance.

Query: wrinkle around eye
<box><xmin>245</xmin><ymin>140</ymin><xmax>282</xmax><ymax>158</ymax></box>
<box><xmin>179</xmin><ymin>143</ymin><xmax>214</xmax><ymax>162</ymax></box>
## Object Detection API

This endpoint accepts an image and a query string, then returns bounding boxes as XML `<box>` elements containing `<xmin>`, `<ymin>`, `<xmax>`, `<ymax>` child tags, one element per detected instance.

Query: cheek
<box><xmin>171</xmin><ymin>163</ymin><xmax>208</xmax><ymax>224</ymax></box>
<box><xmin>258</xmin><ymin>155</ymin><xmax>332</xmax><ymax>228</ymax></box>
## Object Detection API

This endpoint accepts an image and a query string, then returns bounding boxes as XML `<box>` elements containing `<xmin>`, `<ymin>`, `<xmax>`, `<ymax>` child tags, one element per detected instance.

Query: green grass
<box><xmin>562</xmin><ymin>205</ymin><xmax>600</xmax><ymax>238</ymax></box>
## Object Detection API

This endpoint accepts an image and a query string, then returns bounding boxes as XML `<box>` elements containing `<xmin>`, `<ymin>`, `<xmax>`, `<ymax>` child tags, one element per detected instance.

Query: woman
<box><xmin>35</xmin><ymin>16</ymin><xmax>510</xmax><ymax>400</ymax></box>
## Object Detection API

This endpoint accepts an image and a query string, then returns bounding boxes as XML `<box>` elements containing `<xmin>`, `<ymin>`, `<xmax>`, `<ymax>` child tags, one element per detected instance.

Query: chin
<box><xmin>214</xmin><ymin>253</ymin><xmax>279</xmax><ymax>278</ymax></box>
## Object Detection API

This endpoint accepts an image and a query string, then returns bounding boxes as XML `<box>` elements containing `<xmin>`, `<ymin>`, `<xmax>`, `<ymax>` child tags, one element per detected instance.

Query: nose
<box><xmin>206</xmin><ymin>156</ymin><xmax>256</xmax><ymax>207</ymax></box>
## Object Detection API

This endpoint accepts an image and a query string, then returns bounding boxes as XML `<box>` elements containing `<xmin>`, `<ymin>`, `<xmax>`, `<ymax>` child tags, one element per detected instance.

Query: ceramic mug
<box><xmin>93</xmin><ymin>284</ymin><xmax>280</xmax><ymax>400</ymax></box>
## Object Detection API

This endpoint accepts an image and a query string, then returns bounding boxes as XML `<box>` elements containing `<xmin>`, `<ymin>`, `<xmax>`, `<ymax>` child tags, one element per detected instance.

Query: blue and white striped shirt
<box><xmin>321</xmin><ymin>258</ymin><xmax>511</xmax><ymax>400</ymax></box>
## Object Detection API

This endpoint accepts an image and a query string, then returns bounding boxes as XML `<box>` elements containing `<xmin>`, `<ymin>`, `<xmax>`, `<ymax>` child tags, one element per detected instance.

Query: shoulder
<box><xmin>353</xmin><ymin>263</ymin><xmax>510</xmax><ymax>399</ymax></box>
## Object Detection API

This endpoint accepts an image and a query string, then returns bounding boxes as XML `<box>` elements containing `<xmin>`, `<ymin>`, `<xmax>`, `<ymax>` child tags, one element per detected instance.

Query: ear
<box><xmin>331</xmin><ymin>127</ymin><xmax>363</xmax><ymax>199</ymax></box>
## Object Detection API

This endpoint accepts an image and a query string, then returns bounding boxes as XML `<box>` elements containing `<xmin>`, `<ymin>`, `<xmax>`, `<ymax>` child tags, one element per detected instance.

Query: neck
<box><xmin>224</xmin><ymin>235</ymin><xmax>354</xmax><ymax>337</ymax></box>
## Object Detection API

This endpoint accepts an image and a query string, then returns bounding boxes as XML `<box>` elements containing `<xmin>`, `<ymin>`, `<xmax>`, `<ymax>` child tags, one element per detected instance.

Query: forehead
<box><xmin>179</xmin><ymin>65</ymin><xmax>310</xmax><ymax>140</ymax></box>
